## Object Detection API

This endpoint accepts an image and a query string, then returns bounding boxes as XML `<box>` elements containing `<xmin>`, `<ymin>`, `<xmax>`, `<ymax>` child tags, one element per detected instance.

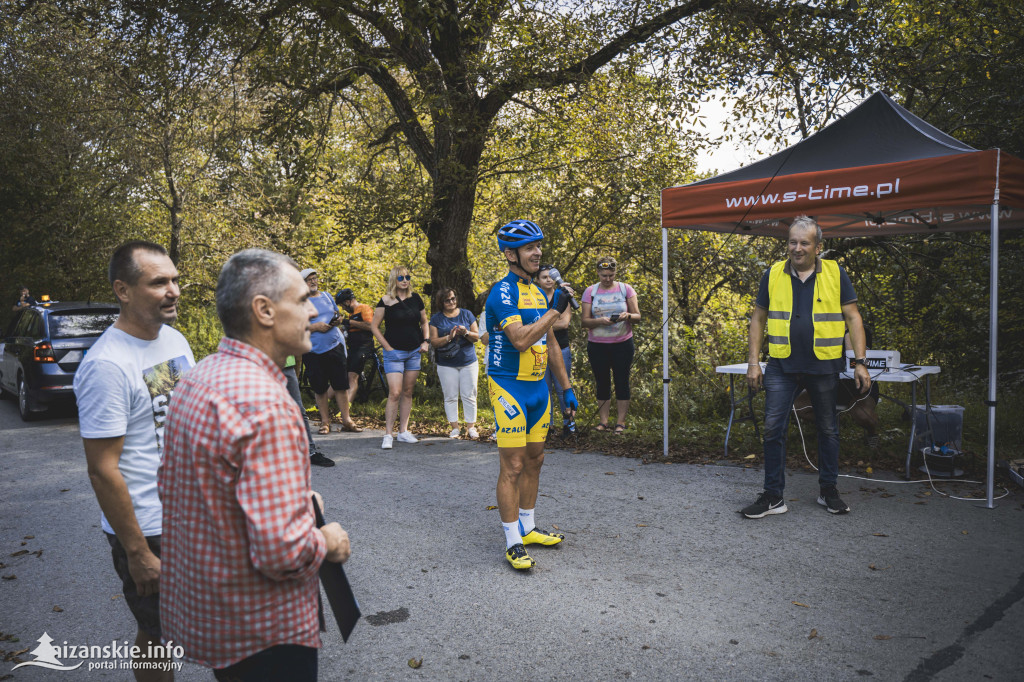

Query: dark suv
<box><xmin>0</xmin><ymin>302</ymin><xmax>119</xmax><ymax>420</ymax></box>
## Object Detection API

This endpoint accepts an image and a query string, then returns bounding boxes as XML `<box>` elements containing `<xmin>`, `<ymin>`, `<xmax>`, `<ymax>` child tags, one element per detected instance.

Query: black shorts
<box><xmin>347</xmin><ymin>344</ymin><xmax>375</xmax><ymax>376</ymax></box>
<box><xmin>105</xmin><ymin>532</ymin><xmax>162</xmax><ymax>639</ymax></box>
<box><xmin>303</xmin><ymin>344</ymin><xmax>349</xmax><ymax>394</ymax></box>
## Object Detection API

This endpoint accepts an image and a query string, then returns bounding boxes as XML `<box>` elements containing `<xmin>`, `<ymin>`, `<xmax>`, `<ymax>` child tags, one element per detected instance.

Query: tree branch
<box><xmin>483</xmin><ymin>0</ymin><xmax>719</xmax><ymax>116</ymax></box>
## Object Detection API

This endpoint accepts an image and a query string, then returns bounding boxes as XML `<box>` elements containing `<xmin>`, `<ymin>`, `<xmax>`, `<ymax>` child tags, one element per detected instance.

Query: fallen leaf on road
<box><xmin>605</xmin><ymin>472</ymin><xmax>615</xmax><ymax>475</ymax></box>
<box><xmin>552</xmin><ymin>524</ymin><xmax>560</xmax><ymax>530</ymax></box>
<box><xmin>808</xmin><ymin>629</ymin><xmax>818</xmax><ymax>639</ymax></box>
<box><xmin>30</xmin><ymin>550</ymin><xmax>42</xmax><ymax>558</ymax></box>
<box><xmin>408</xmin><ymin>658</ymin><xmax>422</xmax><ymax>669</ymax></box>
<box><xmin>485</xmin><ymin>505</ymin><xmax>497</xmax><ymax>510</ymax></box>
<box><xmin>2</xmin><ymin>575</ymin><xmax>15</xmax><ymax>581</ymax></box>
<box><xmin>23</xmin><ymin>536</ymin><xmax>33</xmax><ymax>540</ymax></box>
<box><xmin>729</xmin><ymin>639</ymin><xmax>739</xmax><ymax>645</ymax></box>
<box><xmin>52</xmin><ymin>606</ymin><xmax>63</xmax><ymax>612</ymax></box>
<box><xmin>744</xmin><ymin>454</ymin><xmax>756</xmax><ymax>460</ymax></box>
<box><xmin>874</xmin><ymin>635</ymin><xmax>891</xmax><ymax>640</ymax></box>
<box><xmin>792</xmin><ymin>602</ymin><xmax>809</xmax><ymax>608</ymax></box>
<box><xmin>915</xmin><ymin>501</ymin><xmax>927</xmax><ymax>505</ymax></box>
<box><xmin>636</xmin><ymin>524</ymin><xmax>648</xmax><ymax>527</ymax></box>
<box><xmin>869</xmin><ymin>564</ymin><xmax>877</xmax><ymax>570</ymax></box>
<box><xmin>60</xmin><ymin>489</ymin><xmax>69</xmax><ymax>492</ymax></box>
<box><xmin>873</xmin><ymin>533</ymin><xmax>888</xmax><ymax>537</ymax></box>
<box><xmin>961</xmin><ymin>530</ymin><xmax>968</xmax><ymax>535</ymax></box>
<box><xmin>458</xmin><ymin>654</ymin><xmax>469</xmax><ymax>660</ymax></box>
<box><xmin>10</xmin><ymin>551</ymin><xmax>28</xmax><ymax>558</ymax></box>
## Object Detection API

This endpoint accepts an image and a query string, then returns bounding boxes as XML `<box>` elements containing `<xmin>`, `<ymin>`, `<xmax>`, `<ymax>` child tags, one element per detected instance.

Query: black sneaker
<box><xmin>817</xmin><ymin>486</ymin><xmax>850</xmax><ymax>514</ymax></box>
<box><xmin>310</xmin><ymin>451</ymin><xmax>336</xmax><ymax>467</ymax></box>
<box><xmin>741</xmin><ymin>492</ymin><xmax>788</xmax><ymax>519</ymax></box>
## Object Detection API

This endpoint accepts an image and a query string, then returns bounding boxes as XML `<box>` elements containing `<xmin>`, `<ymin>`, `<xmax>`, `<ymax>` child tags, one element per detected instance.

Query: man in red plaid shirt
<box><xmin>159</xmin><ymin>250</ymin><xmax>350</xmax><ymax>680</ymax></box>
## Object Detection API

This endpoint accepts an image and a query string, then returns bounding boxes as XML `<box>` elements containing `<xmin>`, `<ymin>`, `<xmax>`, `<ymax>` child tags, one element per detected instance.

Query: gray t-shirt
<box><xmin>73</xmin><ymin>325</ymin><xmax>194</xmax><ymax>535</ymax></box>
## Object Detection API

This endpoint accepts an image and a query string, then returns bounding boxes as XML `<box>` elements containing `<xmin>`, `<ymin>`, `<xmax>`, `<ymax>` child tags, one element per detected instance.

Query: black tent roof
<box><xmin>694</xmin><ymin>92</ymin><xmax>977</xmax><ymax>186</ymax></box>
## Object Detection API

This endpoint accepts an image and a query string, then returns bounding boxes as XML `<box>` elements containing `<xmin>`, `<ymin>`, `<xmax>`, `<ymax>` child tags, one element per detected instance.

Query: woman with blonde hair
<box><xmin>371</xmin><ymin>266</ymin><xmax>429</xmax><ymax>449</ymax></box>
<box><xmin>581</xmin><ymin>255</ymin><xmax>641</xmax><ymax>433</ymax></box>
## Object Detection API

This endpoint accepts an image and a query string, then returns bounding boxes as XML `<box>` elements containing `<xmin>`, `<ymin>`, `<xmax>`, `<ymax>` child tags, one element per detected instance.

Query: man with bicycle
<box><xmin>335</xmin><ymin>288</ymin><xmax>376</xmax><ymax>406</ymax></box>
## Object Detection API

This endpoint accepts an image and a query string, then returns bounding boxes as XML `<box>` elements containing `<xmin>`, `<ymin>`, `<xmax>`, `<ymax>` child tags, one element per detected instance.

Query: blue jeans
<box><xmin>544</xmin><ymin>345</ymin><xmax>572</xmax><ymax>423</ymax></box>
<box><xmin>762</xmin><ymin>362</ymin><xmax>840</xmax><ymax>495</ymax></box>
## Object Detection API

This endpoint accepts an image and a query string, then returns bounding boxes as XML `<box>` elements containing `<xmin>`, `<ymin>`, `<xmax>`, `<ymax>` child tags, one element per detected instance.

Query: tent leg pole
<box><xmin>983</xmin><ymin>202</ymin><xmax>999</xmax><ymax>509</ymax></box>
<box><xmin>662</xmin><ymin>225</ymin><xmax>669</xmax><ymax>460</ymax></box>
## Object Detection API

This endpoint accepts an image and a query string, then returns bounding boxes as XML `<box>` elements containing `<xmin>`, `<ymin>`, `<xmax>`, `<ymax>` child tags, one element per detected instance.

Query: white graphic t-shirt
<box><xmin>73</xmin><ymin>325</ymin><xmax>194</xmax><ymax>536</ymax></box>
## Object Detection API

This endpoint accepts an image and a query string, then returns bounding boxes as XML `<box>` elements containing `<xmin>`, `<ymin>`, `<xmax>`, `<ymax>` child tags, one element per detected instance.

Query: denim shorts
<box><xmin>383</xmin><ymin>348</ymin><xmax>421</xmax><ymax>374</ymax></box>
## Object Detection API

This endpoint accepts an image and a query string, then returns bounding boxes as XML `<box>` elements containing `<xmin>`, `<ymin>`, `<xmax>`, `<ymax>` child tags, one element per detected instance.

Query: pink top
<box><xmin>159</xmin><ymin>337</ymin><xmax>327</xmax><ymax>668</ymax></box>
<box><xmin>582</xmin><ymin>281</ymin><xmax>636</xmax><ymax>343</ymax></box>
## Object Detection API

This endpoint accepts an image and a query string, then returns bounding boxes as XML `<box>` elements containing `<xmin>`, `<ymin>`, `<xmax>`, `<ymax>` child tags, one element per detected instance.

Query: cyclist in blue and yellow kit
<box><xmin>486</xmin><ymin>219</ymin><xmax>578</xmax><ymax>570</ymax></box>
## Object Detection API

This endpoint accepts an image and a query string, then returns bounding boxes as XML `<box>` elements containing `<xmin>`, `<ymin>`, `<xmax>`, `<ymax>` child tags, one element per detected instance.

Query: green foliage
<box><xmin>2</xmin><ymin>0</ymin><xmax>1022</xmax><ymax>461</ymax></box>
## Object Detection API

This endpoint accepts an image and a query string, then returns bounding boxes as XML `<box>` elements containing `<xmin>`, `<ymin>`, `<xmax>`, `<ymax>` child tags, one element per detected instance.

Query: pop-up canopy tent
<box><xmin>660</xmin><ymin>92</ymin><xmax>1024</xmax><ymax>506</ymax></box>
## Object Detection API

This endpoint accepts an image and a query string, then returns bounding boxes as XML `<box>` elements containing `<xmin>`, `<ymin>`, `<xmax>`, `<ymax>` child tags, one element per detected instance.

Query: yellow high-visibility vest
<box><xmin>766</xmin><ymin>259</ymin><xmax>845</xmax><ymax>360</ymax></box>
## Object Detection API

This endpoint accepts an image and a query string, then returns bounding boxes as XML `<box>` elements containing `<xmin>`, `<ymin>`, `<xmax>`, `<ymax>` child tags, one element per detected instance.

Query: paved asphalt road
<box><xmin>1</xmin><ymin>399</ymin><xmax>1023</xmax><ymax>681</ymax></box>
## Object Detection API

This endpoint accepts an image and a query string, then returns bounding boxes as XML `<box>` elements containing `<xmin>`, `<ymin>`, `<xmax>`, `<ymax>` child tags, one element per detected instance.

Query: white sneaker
<box><xmin>467</xmin><ymin>427</ymin><xmax>479</xmax><ymax>439</ymax></box>
<box><xmin>449</xmin><ymin>427</ymin><xmax>461</xmax><ymax>439</ymax></box>
<box><xmin>382</xmin><ymin>434</ymin><xmax>393</xmax><ymax>449</ymax></box>
<box><xmin>396</xmin><ymin>431</ymin><xmax>418</xmax><ymax>444</ymax></box>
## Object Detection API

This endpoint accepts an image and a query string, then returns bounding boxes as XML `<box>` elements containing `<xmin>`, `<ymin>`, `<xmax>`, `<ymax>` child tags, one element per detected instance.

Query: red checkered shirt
<box><xmin>159</xmin><ymin>337</ymin><xmax>327</xmax><ymax>669</ymax></box>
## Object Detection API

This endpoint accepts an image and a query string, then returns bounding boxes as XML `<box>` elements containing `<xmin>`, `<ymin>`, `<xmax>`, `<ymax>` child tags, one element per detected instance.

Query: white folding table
<box><xmin>715</xmin><ymin>361</ymin><xmax>941</xmax><ymax>476</ymax></box>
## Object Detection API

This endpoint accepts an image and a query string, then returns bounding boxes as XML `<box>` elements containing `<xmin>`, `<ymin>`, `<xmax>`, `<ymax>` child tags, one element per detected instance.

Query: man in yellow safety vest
<box><xmin>742</xmin><ymin>215</ymin><xmax>871</xmax><ymax>518</ymax></box>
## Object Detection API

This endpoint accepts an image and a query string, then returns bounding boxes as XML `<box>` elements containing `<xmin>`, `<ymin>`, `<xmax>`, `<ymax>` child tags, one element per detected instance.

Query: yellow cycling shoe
<box><xmin>521</xmin><ymin>527</ymin><xmax>565</xmax><ymax>546</ymax></box>
<box><xmin>505</xmin><ymin>543</ymin><xmax>535</xmax><ymax>570</ymax></box>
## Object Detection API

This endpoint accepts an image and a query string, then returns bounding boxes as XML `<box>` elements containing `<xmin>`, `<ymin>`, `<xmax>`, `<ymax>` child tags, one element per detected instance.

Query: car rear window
<box><xmin>48</xmin><ymin>311</ymin><xmax>119</xmax><ymax>339</ymax></box>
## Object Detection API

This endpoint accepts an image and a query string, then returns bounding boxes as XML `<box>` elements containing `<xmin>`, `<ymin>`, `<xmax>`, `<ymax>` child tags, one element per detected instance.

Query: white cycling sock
<box><xmin>502</xmin><ymin>521</ymin><xmax>522</xmax><ymax>549</ymax></box>
<box><xmin>518</xmin><ymin>508</ymin><xmax>535</xmax><ymax>535</ymax></box>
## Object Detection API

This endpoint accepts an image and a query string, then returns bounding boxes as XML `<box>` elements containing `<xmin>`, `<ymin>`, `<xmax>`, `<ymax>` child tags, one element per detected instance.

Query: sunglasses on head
<box><xmin>396</xmin><ymin>274</ymin><xmax>412</xmax><ymax>281</ymax></box>
<box><xmin>598</xmin><ymin>261</ymin><xmax>615</xmax><ymax>269</ymax></box>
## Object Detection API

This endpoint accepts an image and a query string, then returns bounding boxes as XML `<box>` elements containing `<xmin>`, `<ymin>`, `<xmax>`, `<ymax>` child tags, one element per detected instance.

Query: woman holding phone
<box><xmin>580</xmin><ymin>256</ymin><xmax>640</xmax><ymax>434</ymax></box>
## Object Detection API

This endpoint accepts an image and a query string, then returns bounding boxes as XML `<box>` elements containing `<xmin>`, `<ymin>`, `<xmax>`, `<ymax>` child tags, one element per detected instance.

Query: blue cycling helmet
<box><xmin>496</xmin><ymin>219</ymin><xmax>543</xmax><ymax>252</ymax></box>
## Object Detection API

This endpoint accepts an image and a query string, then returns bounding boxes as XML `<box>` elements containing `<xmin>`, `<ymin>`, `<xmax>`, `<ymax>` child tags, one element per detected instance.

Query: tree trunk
<box><xmin>423</xmin><ymin>134</ymin><xmax>488</xmax><ymax>315</ymax></box>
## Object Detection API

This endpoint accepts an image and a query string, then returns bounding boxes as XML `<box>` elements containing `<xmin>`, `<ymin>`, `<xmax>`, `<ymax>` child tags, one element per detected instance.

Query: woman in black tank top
<box><xmin>537</xmin><ymin>265</ymin><xmax>576</xmax><ymax>437</ymax></box>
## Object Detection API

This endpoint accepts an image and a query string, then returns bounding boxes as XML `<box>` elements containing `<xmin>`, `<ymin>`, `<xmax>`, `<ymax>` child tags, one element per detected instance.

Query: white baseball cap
<box><xmin>299</xmin><ymin>268</ymin><xmax>317</xmax><ymax>280</ymax></box>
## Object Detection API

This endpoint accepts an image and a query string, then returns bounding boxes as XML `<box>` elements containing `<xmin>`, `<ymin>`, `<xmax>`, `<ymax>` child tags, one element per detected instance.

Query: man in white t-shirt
<box><xmin>73</xmin><ymin>241</ymin><xmax>194</xmax><ymax>682</ymax></box>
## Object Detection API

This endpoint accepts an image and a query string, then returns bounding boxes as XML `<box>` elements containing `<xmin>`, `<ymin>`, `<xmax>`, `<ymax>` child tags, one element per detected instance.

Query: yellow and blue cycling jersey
<box><xmin>485</xmin><ymin>271</ymin><xmax>552</xmax><ymax>447</ymax></box>
<box><xmin>485</xmin><ymin>271</ymin><xmax>549</xmax><ymax>381</ymax></box>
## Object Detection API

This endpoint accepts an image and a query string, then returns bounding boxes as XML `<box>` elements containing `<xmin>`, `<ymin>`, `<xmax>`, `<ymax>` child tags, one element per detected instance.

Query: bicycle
<box><xmin>298</xmin><ymin>344</ymin><xmax>389</xmax><ymax>405</ymax></box>
<box><xmin>354</xmin><ymin>343</ymin><xmax>389</xmax><ymax>404</ymax></box>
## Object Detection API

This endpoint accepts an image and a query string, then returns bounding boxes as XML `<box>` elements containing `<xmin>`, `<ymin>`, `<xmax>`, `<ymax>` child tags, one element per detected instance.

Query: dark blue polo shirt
<box><xmin>755</xmin><ymin>259</ymin><xmax>856</xmax><ymax>374</ymax></box>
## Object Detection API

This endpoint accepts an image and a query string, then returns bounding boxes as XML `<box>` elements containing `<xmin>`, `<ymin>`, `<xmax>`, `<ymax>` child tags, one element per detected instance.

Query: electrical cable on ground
<box><xmin>789</xmin><ymin>402</ymin><xmax>1009</xmax><ymax>502</ymax></box>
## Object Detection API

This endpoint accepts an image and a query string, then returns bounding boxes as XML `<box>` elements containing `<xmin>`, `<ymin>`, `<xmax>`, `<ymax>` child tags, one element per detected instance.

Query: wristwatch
<box><xmin>850</xmin><ymin>357</ymin><xmax>867</xmax><ymax>367</ymax></box>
